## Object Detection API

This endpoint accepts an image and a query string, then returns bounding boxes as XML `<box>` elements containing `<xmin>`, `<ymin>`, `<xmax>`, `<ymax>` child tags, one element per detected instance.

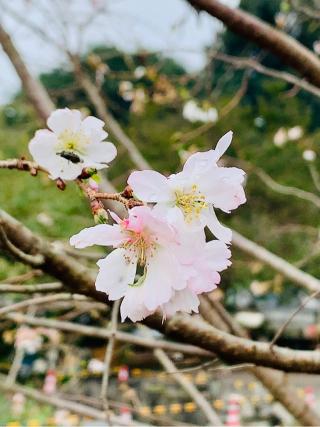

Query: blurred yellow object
<box><xmin>169</xmin><ymin>403</ymin><xmax>182</xmax><ymax>414</ymax></box>
<box><xmin>184</xmin><ymin>402</ymin><xmax>196</xmax><ymax>413</ymax></box>
<box><xmin>153</xmin><ymin>405</ymin><xmax>167</xmax><ymax>415</ymax></box>
<box><xmin>234</xmin><ymin>379</ymin><xmax>244</xmax><ymax>389</ymax></box>
<box><xmin>139</xmin><ymin>406</ymin><xmax>151</xmax><ymax>417</ymax></box>
<box><xmin>213</xmin><ymin>399</ymin><xmax>224</xmax><ymax>410</ymax></box>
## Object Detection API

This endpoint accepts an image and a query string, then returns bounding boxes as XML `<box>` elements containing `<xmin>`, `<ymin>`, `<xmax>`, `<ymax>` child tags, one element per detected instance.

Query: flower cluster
<box><xmin>29</xmin><ymin>109</ymin><xmax>246</xmax><ymax>322</ymax></box>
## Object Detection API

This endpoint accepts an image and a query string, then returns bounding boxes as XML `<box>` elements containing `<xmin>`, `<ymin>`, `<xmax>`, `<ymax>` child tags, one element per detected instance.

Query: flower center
<box><xmin>122</xmin><ymin>232</ymin><xmax>156</xmax><ymax>267</ymax></box>
<box><xmin>56</xmin><ymin>129</ymin><xmax>90</xmax><ymax>155</ymax></box>
<box><xmin>175</xmin><ymin>184</ymin><xmax>207</xmax><ymax>222</ymax></box>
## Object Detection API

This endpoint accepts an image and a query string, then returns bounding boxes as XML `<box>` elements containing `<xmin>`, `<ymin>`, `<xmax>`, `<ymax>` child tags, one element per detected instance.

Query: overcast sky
<box><xmin>0</xmin><ymin>0</ymin><xmax>237</xmax><ymax>104</ymax></box>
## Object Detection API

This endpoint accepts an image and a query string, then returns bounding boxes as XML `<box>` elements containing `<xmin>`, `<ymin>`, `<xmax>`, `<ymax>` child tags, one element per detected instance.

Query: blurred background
<box><xmin>1</xmin><ymin>0</ymin><xmax>320</xmax><ymax>425</ymax></box>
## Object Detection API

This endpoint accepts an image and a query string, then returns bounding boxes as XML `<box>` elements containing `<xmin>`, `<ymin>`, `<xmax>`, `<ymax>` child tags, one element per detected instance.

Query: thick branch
<box><xmin>0</xmin><ymin>23</ymin><xmax>54</xmax><ymax>121</ymax></box>
<box><xmin>3</xmin><ymin>209</ymin><xmax>320</xmax><ymax>373</ymax></box>
<box><xmin>186</xmin><ymin>0</ymin><xmax>320</xmax><ymax>87</ymax></box>
<box><xmin>200</xmin><ymin>298</ymin><xmax>320</xmax><ymax>426</ymax></box>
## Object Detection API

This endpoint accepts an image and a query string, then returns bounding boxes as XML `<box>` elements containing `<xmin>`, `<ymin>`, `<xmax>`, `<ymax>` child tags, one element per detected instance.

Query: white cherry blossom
<box><xmin>128</xmin><ymin>131</ymin><xmax>246</xmax><ymax>243</ymax></box>
<box><xmin>29</xmin><ymin>108</ymin><xmax>117</xmax><ymax>180</ymax></box>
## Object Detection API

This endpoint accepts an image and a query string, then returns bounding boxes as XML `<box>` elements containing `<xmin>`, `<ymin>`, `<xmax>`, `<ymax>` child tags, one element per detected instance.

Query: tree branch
<box><xmin>186</xmin><ymin>0</ymin><xmax>320</xmax><ymax>87</ymax></box>
<box><xmin>0</xmin><ymin>23</ymin><xmax>54</xmax><ymax>121</ymax></box>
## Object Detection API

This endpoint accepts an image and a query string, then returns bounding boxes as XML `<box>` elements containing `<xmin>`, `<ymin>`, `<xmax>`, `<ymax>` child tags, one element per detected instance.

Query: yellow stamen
<box><xmin>175</xmin><ymin>184</ymin><xmax>207</xmax><ymax>223</ymax></box>
<box><xmin>56</xmin><ymin>129</ymin><xmax>90</xmax><ymax>155</ymax></box>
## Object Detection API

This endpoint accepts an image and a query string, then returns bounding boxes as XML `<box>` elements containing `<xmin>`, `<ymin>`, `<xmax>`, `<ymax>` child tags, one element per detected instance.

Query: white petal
<box><xmin>182</xmin><ymin>150</ymin><xmax>218</xmax><ymax>175</ymax></box>
<box><xmin>215</xmin><ymin>130</ymin><xmax>233</xmax><ymax>159</ymax></box>
<box><xmin>80</xmin><ymin>116</ymin><xmax>108</xmax><ymax>143</ymax></box>
<box><xmin>47</xmin><ymin>108</ymin><xmax>82</xmax><ymax>134</ymax></box>
<box><xmin>162</xmin><ymin>289</ymin><xmax>199</xmax><ymax>317</ymax></box>
<box><xmin>120</xmin><ymin>287</ymin><xmax>152</xmax><ymax>322</ymax></box>
<box><xmin>205</xmin><ymin>206</ymin><xmax>232</xmax><ymax>243</ymax></box>
<box><xmin>96</xmin><ymin>248</ymin><xmax>136</xmax><ymax>299</ymax></box>
<box><xmin>29</xmin><ymin>130</ymin><xmax>57</xmax><ymax>165</ymax></box>
<box><xmin>128</xmin><ymin>170</ymin><xmax>173</xmax><ymax>202</ymax></box>
<box><xmin>70</xmin><ymin>224</ymin><xmax>124</xmax><ymax>248</ymax></box>
<box><xmin>199</xmin><ymin>167</ymin><xmax>246</xmax><ymax>212</ymax></box>
<box><xmin>47</xmin><ymin>156</ymin><xmax>83</xmax><ymax>180</ymax></box>
<box><xmin>182</xmin><ymin>131</ymin><xmax>233</xmax><ymax>176</ymax></box>
<box><xmin>84</xmin><ymin>141</ymin><xmax>117</xmax><ymax>166</ymax></box>
<box><xmin>204</xmin><ymin>240</ymin><xmax>232</xmax><ymax>271</ymax></box>
<box><xmin>142</xmin><ymin>249</ymin><xmax>186</xmax><ymax>311</ymax></box>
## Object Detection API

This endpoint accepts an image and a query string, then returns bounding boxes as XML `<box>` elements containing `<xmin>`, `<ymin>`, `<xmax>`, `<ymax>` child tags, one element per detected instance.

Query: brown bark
<box><xmin>3</xmin><ymin>208</ymin><xmax>320</xmax><ymax>374</ymax></box>
<box><xmin>200</xmin><ymin>298</ymin><xmax>320</xmax><ymax>426</ymax></box>
<box><xmin>186</xmin><ymin>0</ymin><xmax>320</xmax><ymax>87</ymax></box>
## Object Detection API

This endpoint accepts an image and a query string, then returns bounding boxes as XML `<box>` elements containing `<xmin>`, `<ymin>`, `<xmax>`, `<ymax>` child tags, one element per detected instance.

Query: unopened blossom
<box><xmin>29</xmin><ymin>108</ymin><xmax>117</xmax><ymax>180</ymax></box>
<box><xmin>273</xmin><ymin>128</ymin><xmax>288</xmax><ymax>147</ymax></box>
<box><xmin>70</xmin><ymin>206</ymin><xmax>188</xmax><ymax>321</ymax></box>
<box><xmin>128</xmin><ymin>131</ymin><xmax>246</xmax><ymax>243</ymax></box>
<box><xmin>303</xmin><ymin>149</ymin><xmax>316</xmax><ymax>162</ymax></box>
<box><xmin>287</xmin><ymin>126</ymin><xmax>303</xmax><ymax>141</ymax></box>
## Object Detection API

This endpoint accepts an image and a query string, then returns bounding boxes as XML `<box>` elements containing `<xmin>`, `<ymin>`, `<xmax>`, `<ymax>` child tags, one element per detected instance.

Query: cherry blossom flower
<box><xmin>29</xmin><ymin>108</ymin><xmax>117</xmax><ymax>180</ymax></box>
<box><xmin>128</xmin><ymin>131</ymin><xmax>246</xmax><ymax>243</ymax></box>
<box><xmin>70</xmin><ymin>206</ymin><xmax>189</xmax><ymax>321</ymax></box>
<box><xmin>70</xmin><ymin>206</ymin><xmax>232</xmax><ymax>321</ymax></box>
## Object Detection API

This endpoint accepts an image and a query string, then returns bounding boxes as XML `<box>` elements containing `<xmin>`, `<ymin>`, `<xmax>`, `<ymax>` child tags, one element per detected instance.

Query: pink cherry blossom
<box><xmin>70</xmin><ymin>206</ymin><xmax>232</xmax><ymax>322</ymax></box>
<box><xmin>128</xmin><ymin>131</ymin><xmax>246</xmax><ymax>243</ymax></box>
<box><xmin>70</xmin><ymin>206</ymin><xmax>188</xmax><ymax>321</ymax></box>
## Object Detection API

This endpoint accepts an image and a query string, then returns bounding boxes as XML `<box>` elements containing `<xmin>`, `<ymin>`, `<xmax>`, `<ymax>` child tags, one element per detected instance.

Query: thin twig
<box><xmin>0</xmin><ymin>293</ymin><xmax>87</xmax><ymax>316</ymax></box>
<box><xmin>0</xmin><ymin>374</ymin><xmax>145</xmax><ymax>426</ymax></box>
<box><xmin>0</xmin><ymin>221</ymin><xmax>44</xmax><ymax>266</ymax></box>
<box><xmin>270</xmin><ymin>289</ymin><xmax>320</xmax><ymax>348</ymax></box>
<box><xmin>154</xmin><ymin>348</ymin><xmax>222</xmax><ymax>426</ymax></box>
<box><xmin>0</xmin><ymin>282</ymin><xmax>62</xmax><ymax>293</ymax></box>
<box><xmin>0</xmin><ymin>270</ymin><xmax>43</xmax><ymax>284</ymax></box>
<box><xmin>0</xmin><ymin>159</ymin><xmax>45</xmax><ymax>174</ymax></box>
<box><xmin>6</xmin><ymin>312</ymin><xmax>212</xmax><ymax>356</ymax></box>
<box><xmin>101</xmin><ymin>300</ymin><xmax>120</xmax><ymax>424</ymax></box>
<box><xmin>211</xmin><ymin>52</ymin><xmax>320</xmax><ymax>98</ymax></box>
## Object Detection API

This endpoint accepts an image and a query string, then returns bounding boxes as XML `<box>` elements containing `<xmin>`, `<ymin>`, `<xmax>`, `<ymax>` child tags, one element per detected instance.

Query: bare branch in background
<box><xmin>0</xmin><ymin>221</ymin><xmax>44</xmax><ymax>267</ymax></box>
<box><xmin>0</xmin><ymin>23</ymin><xmax>54</xmax><ymax>121</ymax></box>
<box><xmin>0</xmin><ymin>374</ymin><xmax>145</xmax><ymax>426</ymax></box>
<box><xmin>70</xmin><ymin>54</ymin><xmax>151</xmax><ymax>170</ymax></box>
<box><xmin>211</xmin><ymin>52</ymin><xmax>320</xmax><ymax>98</ymax></box>
<box><xmin>101</xmin><ymin>300</ymin><xmax>121</xmax><ymax>423</ymax></box>
<box><xmin>0</xmin><ymin>293</ymin><xmax>87</xmax><ymax>316</ymax></box>
<box><xmin>231</xmin><ymin>229</ymin><xmax>320</xmax><ymax>294</ymax></box>
<box><xmin>154</xmin><ymin>348</ymin><xmax>222</xmax><ymax>426</ymax></box>
<box><xmin>186</xmin><ymin>0</ymin><xmax>320</xmax><ymax>87</ymax></box>
<box><xmin>0</xmin><ymin>282</ymin><xmax>62</xmax><ymax>293</ymax></box>
<box><xmin>7</xmin><ymin>312</ymin><xmax>211</xmax><ymax>357</ymax></box>
<box><xmin>199</xmin><ymin>297</ymin><xmax>320</xmax><ymax>426</ymax></box>
<box><xmin>270</xmin><ymin>289</ymin><xmax>320</xmax><ymax>347</ymax></box>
